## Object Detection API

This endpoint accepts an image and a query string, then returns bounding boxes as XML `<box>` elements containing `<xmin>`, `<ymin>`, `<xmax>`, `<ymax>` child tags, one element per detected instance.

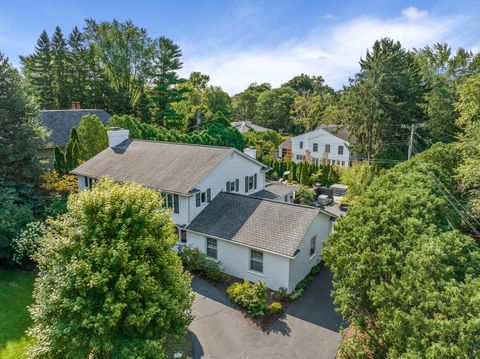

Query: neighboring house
<box><xmin>254</xmin><ymin>181</ymin><xmax>297</xmax><ymax>203</ymax></box>
<box><xmin>231</xmin><ymin>120</ymin><xmax>271</xmax><ymax>133</ymax></box>
<box><xmin>278</xmin><ymin>137</ymin><xmax>292</xmax><ymax>159</ymax></box>
<box><xmin>38</xmin><ymin>107</ymin><xmax>111</xmax><ymax>168</ymax></box>
<box><xmin>71</xmin><ymin>128</ymin><xmax>336</xmax><ymax>292</ymax></box>
<box><xmin>282</xmin><ymin>124</ymin><xmax>354</xmax><ymax>167</ymax></box>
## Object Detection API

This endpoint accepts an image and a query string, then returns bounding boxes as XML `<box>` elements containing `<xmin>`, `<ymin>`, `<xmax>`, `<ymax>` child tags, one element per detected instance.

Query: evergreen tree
<box><xmin>64</xmin><ymin>128</ymin><xmax>81</xmax><ymax>171</ymax></box>
<box><xmin>53</xmin><ymin>146</ymin><xmax>66</xmax><ymax>174</ymax></box>
<box><xmin>20</xmin><ymin>30</ymin><xmax>56</xmax><ymax>109</ymax></box>
<box><xmin>151</xmin><ymin>36</ymin><xmax>184</xmax><ymax>127</ymax></box>
<box><xmin>51</xmin><ymin>25</ymin><xmax>70</xmax><ymax>108</ymax></box>
<box><xmin>67</xmin><ymin>26</ymin><xmax>89</xmax><ymax>107</ymax></box>
<box><xmin>77</xmin><ymin>115</ymin><xmax>108</xmax><ymax>160</ymax></box>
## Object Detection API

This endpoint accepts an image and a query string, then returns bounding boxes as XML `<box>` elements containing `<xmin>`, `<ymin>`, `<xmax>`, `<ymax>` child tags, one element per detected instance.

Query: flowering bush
<box><xmin>12</xmin><ymin>221</ymin><xmax>48</xmax><ymax>264</ymax></box>
<box><xmin>227</xmin><ymin>280</ymin><xmax>268</xmax><ymax>317</ymax></box>
<box><xmin>267</xmin><ymin>301</ymin><xmax>283</xmax><ymax>315</ymax></box>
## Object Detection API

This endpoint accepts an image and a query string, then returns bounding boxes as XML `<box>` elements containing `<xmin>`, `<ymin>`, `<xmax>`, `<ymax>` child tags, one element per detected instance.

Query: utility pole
<box><xmin>401</xmin><ymin>123</ymin><xmax>425</xmax><ymax>160</ymax></box>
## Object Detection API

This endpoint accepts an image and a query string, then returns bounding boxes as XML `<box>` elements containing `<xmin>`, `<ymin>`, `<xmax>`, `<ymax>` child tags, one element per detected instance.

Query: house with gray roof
<box><xmin>37</xmin><ymin>108</ymin><xmax>110</xmax><ymax>167</ymax></box>
<box><xmin>282</xmin><ymin>124</ymin><xmax>355</xmax><ymax>167</ymax></box>
<box><xmin>72</xmin><ymin>128</ymin><xmax>335</xmax><ymax>292</ymax></box>
<box><xmin>230</xmin><ymin>120</ymin><xmax>271</xmax><ymax>133</ymax></box>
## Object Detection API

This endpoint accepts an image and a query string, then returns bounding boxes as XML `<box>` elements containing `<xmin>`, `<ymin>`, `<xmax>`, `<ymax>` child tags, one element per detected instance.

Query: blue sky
<box><xmin>1</xmin><ymin>0</ymin><xmax>480</xmax><ymax>94</ymax></box>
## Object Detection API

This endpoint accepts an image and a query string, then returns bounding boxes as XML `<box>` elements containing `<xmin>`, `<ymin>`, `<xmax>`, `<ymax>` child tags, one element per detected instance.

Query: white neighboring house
<box><xmin>231</xmin><ymin>120</ymin><xmax>271</xmax><ymax>134</ymax></box>
<box><xmin>71</xmin><ymin>128</ymin><xmax>336</xmax><ymax>292</ymax></box>
<box><xmin>285</xmin><ymin>124</ymin><xmax>354</xmax><ymax>167</ymax></box>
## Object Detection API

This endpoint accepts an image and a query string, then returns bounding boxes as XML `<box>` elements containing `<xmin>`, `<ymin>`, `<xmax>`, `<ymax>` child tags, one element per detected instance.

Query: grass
<box><xmin>0</xmin><ymin>269</ymin><xmax>35</xmax><ymax>359</ymax></box>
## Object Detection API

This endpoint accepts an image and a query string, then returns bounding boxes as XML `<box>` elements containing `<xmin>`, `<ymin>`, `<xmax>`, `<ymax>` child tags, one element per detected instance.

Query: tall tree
<box><xmin>231</xmin><ymin>82</ymin><xmax>271</xmax><ymax>122</ymax></box>
<box><xmin>51</xmin><ymin>26</ymin><xmax>70</xmax><ymax>109</ymax></box>
<box><xmin>84</xmin><ymin>19</ymin><xmax>155</xmax><ymax>114</ymax></box>
<box><xmin>20</xmin><ymin>30</ymin><xmax>56</xmax><ymax>109</ymax></box>
<box><xmin>282</xmin><ymin>74</ymin><xmax>332</xmax><ymax>96</ymax></box>
<box><xmin>77</xmin><ymin>114</ymin><xmax>109</xmax><ymax>160</ymax></box>
<box><xmin>337</xmin><ymin>38</ymin><xmax>425</xmax><ymax>162</ymax></box>
<box><xmin>254</xmin><ymin>86</ymin><xmax>296</xmax><ymax>131</ymax></box>
<box><xmin>28</xmin><ymin>179</ymin><xmax>193</xmax><ymax>358</ymax></box>
<box><xmin>67</xmin><ymin>26</ymin><xmax>89</xmax><ymax>107</ymax></box>
<box><xmin>150</xmin><ymin>36</ymin><xmax>184</xmax><ymax>126</ymax></box>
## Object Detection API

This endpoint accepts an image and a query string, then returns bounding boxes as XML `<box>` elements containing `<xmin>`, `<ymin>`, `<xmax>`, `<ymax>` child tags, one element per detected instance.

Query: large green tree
<box><xmin>150</xmin><ymin>36</ymin><xmax>184</xmax><ymax>126</ymax></box>
<box><xmin>51</xmin><ymin>26</ymin><xmax>70</xmax><ymax>109</ymax></box>
<box><xmin>67</xmin><ymin>26</ymin><xmax>89</xmax><ymax>107</ymax></box>
<box><xmin>77</xmin><ymin>114</ymin><xmax>109</xmax><ymax>160</ymax></box>
<box><xmin>29</xmin><ymin>179</ymin><xmax>193</xmax><ymax>358</ymax></box>
<box><xmin>231</xmin><ymin>82</ymin><xmax>271</xmax><ymax>122</ymax></box>
<box><xmin>254</xmin><ymin>86</ymin><xmax>296</xmax><ymax>131</ymax></box>
<box><xmin>337</xmin><ymin>38</ymin><xmax>425</xmax><ymax>162</ymax></box>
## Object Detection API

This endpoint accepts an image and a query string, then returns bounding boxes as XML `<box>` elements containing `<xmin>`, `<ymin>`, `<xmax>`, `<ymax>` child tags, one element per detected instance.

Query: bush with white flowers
<box><xmin>12</xmin><ymin>221</ymin><xmax>48</xmax><ymax>264</ymax></box>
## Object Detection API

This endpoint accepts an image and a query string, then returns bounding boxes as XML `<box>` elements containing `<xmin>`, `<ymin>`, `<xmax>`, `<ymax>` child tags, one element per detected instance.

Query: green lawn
<box><xmin>0</xmin><ymin>269</ymin><xmax>35</xmax><ymax>359</ymax></box>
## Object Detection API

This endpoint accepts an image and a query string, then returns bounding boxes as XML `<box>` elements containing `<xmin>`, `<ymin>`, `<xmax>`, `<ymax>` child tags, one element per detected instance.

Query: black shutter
<box><xmin>84</xmin><ymin>176</ymin><xmax>88</xmax><ymax>187</ymax></box>
<box><xmin>245</xmin><ymin>176</ymin><xmax>248</xmax><ymax>192</ymax></box>
<box><xmin>207</xmin><ymin>188</ymin><xmax>211</xmax><ymax>202</ymax></box>
<box><xmin>254</xmin><ymin>174</ymin><xmax>257</xmax><ymax>189</ymax></box>
<box><xmin>173</xmin><ymin>194</ymin><xmax>179</xmax><ymax>214</ymax></box>
<box><xmin>235</xmin><ymin>179</ymin><xmax>239</xmax><ymax>192</ymax></box>
<box><xmin>195</xmin><ymin>193</ymin><xmax>201</xmax><ymax>207</ymax></box>
<box><xmin>226</xmin><ymin>181</ymin><xmax>230</xmax><ymax>192</ymax></box>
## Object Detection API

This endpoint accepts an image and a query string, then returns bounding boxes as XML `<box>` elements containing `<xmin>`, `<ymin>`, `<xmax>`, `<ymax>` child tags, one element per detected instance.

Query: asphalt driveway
<box><xmin>188</xmin><ymin>268</ymin><xmax>344</xmax><ymax>359</ymax></box>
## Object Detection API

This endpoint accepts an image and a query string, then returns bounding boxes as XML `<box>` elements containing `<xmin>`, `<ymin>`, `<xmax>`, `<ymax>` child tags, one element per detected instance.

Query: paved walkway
<box><xmin>188</xmin><ymin>268</ymin><xmax>344</xmax><ymax>359</ymax></box>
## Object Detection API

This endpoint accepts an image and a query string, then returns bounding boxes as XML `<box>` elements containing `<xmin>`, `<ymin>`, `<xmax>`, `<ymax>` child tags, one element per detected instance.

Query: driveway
<box><xmin>188</xmin><ymin>268</ymin><xmax>344</xmax><ymax>359</ymax></box>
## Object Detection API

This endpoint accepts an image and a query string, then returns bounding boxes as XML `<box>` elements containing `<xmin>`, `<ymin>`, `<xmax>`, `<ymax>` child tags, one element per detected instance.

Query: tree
<box><xmin>203</xmin><ymin>86</ymin><xmax>231</xmax><ymax>118</ymax></box>
<box><xmin>64</xmin><ymin>128</ymin><xmax>81</xmax><ymax>171</ymax></box>
<box><xmin>0</xmin><ymin>52</ymin><xmax>47</xmax><ymax>208</ymax></box>
<box><xmin>290</xmin><ymin>91</ymin><xmax>338</xmax><ymax>132</ymax></box>
<box><xmin>29</xmin><ymin>179</ymin><xmax>193</xmax><ymax>358</ymax></box>
<box><xmin>84</xmin><ymin>19</ymin><xmax>155</xmax><ymax>114</ymax></box>
<box><xmin>77</xmin><ymin>114</ymin><xmax>109</xmax><ymax>160</ymax></box>
<box><xmin>295</xmin><ymin>185</ymin><xmax>314</xmax><ymax>205</ymax></box>
<box><xmin>337</xmin><ymin>38</ymin><xmax>425</xmax><ymax>162</ymax></box>
<box><xmin>254</xmin><ymin>87</ymin><xmax>296</xmax><ymax>131</ymax></box>
<box><xmin>20</xmin><ymin>30</ymin><xmax>56</xmax><ymax>109</ymax></box>
<box><xmin>51</xmin><ymin>25</ymin><xmax>70</xmax><ymax>109</ymax></box>
<box><xmin>231</xmin><ymin>82</ymin><xmax>271</xmax><ymax>122</ymax></box>
<box><xmin>339</xmin><ymin>162</ymin><xmax>381</xmax><ymax>205</ymax></box>
<box><xmin>282</xmin><ymin>74</ymin><xmax>332</xmax><ymax>96</ymax></box>
<box><xmin>67</xmin><ymin>26</ymin><xmax>89</xmax><ymax>107</ymax></box>
<box><xmin>150</xmin><ymin>36</ymin><xmax>184</xmax><ymax>126</ymax></box>
<box><xmin>322</xmin><ymin>145</ymin><xmax>480</xmax><ymax>357</ymax></box>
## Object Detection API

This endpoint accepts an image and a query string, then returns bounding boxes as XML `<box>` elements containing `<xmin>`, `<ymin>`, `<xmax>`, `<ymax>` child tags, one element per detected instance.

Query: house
<box><xmin>281</xmin><ymin>124</ymin><xmax>354</xmax><ymax>167</ymax></box>
<box><xmin>231</xmin><ymin>120</ymin><xmax>271</xmax><ymax>134</ymax></box>
<box><xmin>38</xmin><ymin>105</ymin><xmax>110</xmax><ymax>168</ymax></box>
<box><xmin>71</xmin><ymin>128</ymin><xmax>336</xmax><ymax>292</ymax></box>
<box><xmin>278</xmin><ymin>137</ymin><xmax>292</xmax><ymax>159</ymax></box>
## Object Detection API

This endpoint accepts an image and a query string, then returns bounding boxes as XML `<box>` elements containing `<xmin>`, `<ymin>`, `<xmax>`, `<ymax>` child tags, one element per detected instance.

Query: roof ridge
<box><xmin>220</xmin><ymin>191</ymin><xmax>320</xmax><ymax>211</ymax></box>
<box><xmin>130</xmin><ymin>139</ymin><xmax>234</xmax><ymax>151</ymax></box>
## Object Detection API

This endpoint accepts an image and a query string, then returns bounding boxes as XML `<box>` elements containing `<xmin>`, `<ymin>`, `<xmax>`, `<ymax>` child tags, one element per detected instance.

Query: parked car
<box><xmin>339</xmin><ymin>203</ymin><xmax>349</xmax><ymax>212</ymax></box>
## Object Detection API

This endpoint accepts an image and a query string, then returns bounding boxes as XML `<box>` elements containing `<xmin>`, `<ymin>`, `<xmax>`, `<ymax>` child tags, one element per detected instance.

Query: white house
<box><xmin>282</xmin><ymin>124</ymin><xmax>354</xmax><ymax>167</ymax></box>
<box><xmin>71</xmin><ymin>128</ymin><xmax>336</xmax><ymax>292</ymax></box>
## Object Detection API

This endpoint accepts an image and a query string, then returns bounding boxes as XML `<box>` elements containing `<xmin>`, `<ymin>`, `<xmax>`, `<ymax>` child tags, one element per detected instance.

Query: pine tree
<box><xmin>20</xmin><ymin>30</ymin><xmax>56</xmax><ymax>109</ymax></box>
<box><xmin>51</xmin><ymin>26</ymin><xmax>70</xmax><ymax>108</ymax></box>
<box><xmin>64</xmin><ymin>128</ymin><xmax>81</xmax><ymax>171</ymax></box>
<box><xmin>150</xmin><ymin>36</ymin><xmax>184</xmax><ymax>126</ymax></box>
<box><xmin>67</xmin><ymin>26</ymin><xmax>88</xmax><ymax>107</ymax></box>
<box><xmin>53</xmin><ymin>146</ymin><xmax>66</xmax><ymax>174</ymax></box>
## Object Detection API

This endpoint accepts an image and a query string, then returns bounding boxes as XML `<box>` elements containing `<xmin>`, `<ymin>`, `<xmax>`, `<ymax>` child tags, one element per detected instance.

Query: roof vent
<box><xmin>107</xmin><ymin>128</ymin><xmax>129</xmax><ymax>148</ymax></box>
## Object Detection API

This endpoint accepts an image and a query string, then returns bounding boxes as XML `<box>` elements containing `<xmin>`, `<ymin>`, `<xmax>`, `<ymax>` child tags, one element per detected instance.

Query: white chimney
<box><xmin>244</xmin><ymin>147</ymin><xmax>257</xmax><ymax>159</ymax></box>
<box><xmin>107</xmin><ymin>128</ymin><xmax>129</xmax><ymax>148</ymax></box>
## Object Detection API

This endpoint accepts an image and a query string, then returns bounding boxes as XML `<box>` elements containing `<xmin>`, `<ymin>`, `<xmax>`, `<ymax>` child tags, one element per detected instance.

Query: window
<box><xmin>245</xmin><ymin>175</ymin><xmax>257</xmax><ymax>192</ymax></box>
<box><xmin>195</xmin><ymin>193</ymin><xmax>201</xmax><ymax>207</ymax></box>
<box><xmin>250</xmin><ymin>249</ymin><xmax>263</xmax><ymax>273</ymax></box>
<box><xmin>162</xmin><ymin>193</ymin><xmax>179</xmax><ymax>214</ymax></box>
<box><xmin>299</xmin><ymin>141</ymin><xmax>303</xmax><ymax>149</ymax></box>
<box><xmin>226</xmin><ymin>181</ymin><xmax>236</xmax><ymax>192</ymax></box>
<box><xmin>313</xmin><ymin>143</ymin><xmax>318</xmax><ymax>152</ymax></box>
<box><xmin>310</xmin><ymin>236</ymin><xmax>316</xmax><ymax>257</ymax></box>
<box><xmin>296</xmin><ymin>154</ymin><xmax>302</xmax><ymax>160</ymax></box>
<box><xmin>179</xmin><ymin>229</ymin><xmax>187</xmax><ymax>243</ymax></box>
<box><xmin>84</xmin><ymin>176</ymin><xmax>93</xmax><ymax>189</ymax></box>
<box><xmin>226</xmin><ymin>181</ymin><xmax>230</xmax><ymax>192</ymax></box>
<box><xmin>325</xmin><ymin>144</ymin><xmax>331</xmax><ymax>153</ymax></box>
<box><xmin>206</xmin><ymin>238</ymin><xmax>217</xmax><ymax>259</ymax></box>
<box><xmin>337</xmin><ymin>160</ymin><xmax>340</xmax><ymax>165</ymax></box>
<box><xmin>341</xmin><ymin>161</ymin><xmax>345</xmax><ymax>166</ymax></box>
<box><xmin>201</xmin><ymin>192</ymin><xmax>206</xmax><ymax>203</ymax></box>
<box><xmin>235</xmin><ymin>179</ymin><xmax>239</xmax><ymax>192</ymax></box>
<box><xmin>196</xmin><ymin>189</ymin><xmax>211</xmax><ymax>206</ymax></box>
<box><xmin>338</xmin><ymin>145</ymin><xmax>344</xmax><ymax>155</ymax></box>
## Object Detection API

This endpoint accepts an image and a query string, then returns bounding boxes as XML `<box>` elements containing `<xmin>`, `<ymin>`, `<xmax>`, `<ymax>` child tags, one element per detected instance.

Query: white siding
<box><xmin>186</xmin><ymin>231</ymin><xmax>290</xmax><ymax>291</ymax></box>
<box><xmin>189</xmin><ymin>152</ymin><xmax>266</xmax><ymax>221</ymax></box>
<box><xmin>291</xmin><ymin>129</ymin><xmax>352</xmax><ymax>166</ymax></box>
<box><xmin>289</xmin><ymin>214</ymin><xmax>333</xmax><ymax>291</ymax></box>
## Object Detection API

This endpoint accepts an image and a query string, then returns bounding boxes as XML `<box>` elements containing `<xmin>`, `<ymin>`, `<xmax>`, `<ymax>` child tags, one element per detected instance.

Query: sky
<box><xmin>1</xmin><ymin>0</ymin><xmax>480</xmax><ymax>94</ymax></box>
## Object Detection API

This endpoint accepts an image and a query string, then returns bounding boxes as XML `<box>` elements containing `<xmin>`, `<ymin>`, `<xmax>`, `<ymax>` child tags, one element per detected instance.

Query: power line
<box><xmin>402</xmin><ymin>123</ymin><xmax>425</xmax><ymax>160</ymax></box>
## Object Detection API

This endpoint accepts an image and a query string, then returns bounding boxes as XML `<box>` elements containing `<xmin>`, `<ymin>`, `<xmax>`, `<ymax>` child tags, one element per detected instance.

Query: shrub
<box><xmin>179</xmin><ymin>246</ymin><xmax>228</xmax><ymax>283</ymax></box>
<box><xmin>267</xmin><ymin>301</ymin><xmax>283</xmax><ymax>315</ymax></box>
<box><xmin>227</xmin><ymin>280</ymin><xmax>268</xmax><ymax>317</ymax></box>
<box><xmin>12</xmin><ymin>221</ymin><xmax>48</xmax><ymax>265</ymax></box>
<box><xmin>274</xmin><ymin>287</ymin><xmax>291</xmax><ymax>301</ymax></box>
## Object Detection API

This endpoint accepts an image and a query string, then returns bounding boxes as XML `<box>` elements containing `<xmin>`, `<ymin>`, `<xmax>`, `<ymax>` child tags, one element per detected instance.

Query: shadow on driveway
<box><xmin>286</xmin><ymin>267</ymin><xmax>345</xmax><ymax>332</ymax></box>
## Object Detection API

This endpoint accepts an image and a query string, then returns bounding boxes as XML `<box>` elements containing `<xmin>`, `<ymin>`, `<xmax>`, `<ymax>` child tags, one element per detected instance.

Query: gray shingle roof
<box><xmin>38</xmin><ymin>109</ymin><xmax>111</xmax><ymax>147</ymax></box>
<box><xmin>230</xmin><ymin>121</ymin><xmax>270</xmax><ymax>133</ymax></box>
<box><xmin>319</xmin><ymin>124</ymin><xmax>353</xmax><ymax>144</ymax></box>
<box><xmin>253</xmin><ymin>182</ymin><xmax>298</xmax><ymax>200</ymax></box>
<box><xmin>71</xmin><ymin>140</ymin><xmax>234</xmax><ymax>195</ymax></box>
<box><xmin>187</xmin><ymin>192</ymin><xmax>322</xmax><ymax>257</ymax></box>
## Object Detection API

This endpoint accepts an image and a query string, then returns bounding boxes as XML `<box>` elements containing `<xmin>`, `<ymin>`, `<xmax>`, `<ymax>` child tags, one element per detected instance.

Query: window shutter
<box><xmin>254</xmin><ymin>174</ymin><xmax>257</xmax><ymax>189</ymax></box>
<box><xmin>84</xmin><ymin>176</ymin><xmax>88</xmax><ymax>187</ymax></box>
<box><xmin>173</xmin><ymin>194</ymin><xmax>179</xmax><ymax>214</ymax></box>
<box><xmin>245</xmin><ymin>176</ymin><xmax>248</xmax><ymax>192</ymax></box>
<box><xmin>235</xmin><ymin>179</ymin><xmax>239</xmax><ymax>192</ymax></box>
<box><xmin>226</xmin><ymin>181</ymin><xmax>230</xmax><ymax>192</ymax></box>
<box><xmin>195</xmin><ymin>193</ymin><xmax>201</xmax><ymax>207</ymax></box>
<box><xmin>207</xmin><ymin>188</ymin><xmax>211</xmax><ymax>202</ymax></box>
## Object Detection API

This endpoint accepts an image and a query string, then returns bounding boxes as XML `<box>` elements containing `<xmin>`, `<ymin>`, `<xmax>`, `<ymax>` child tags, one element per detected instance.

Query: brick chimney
<box><xmin>71</xmin><ymin>102</ymin><xmax>76</xmax><ymax>109</ymax></box>
<box><xmin>75</xmin><ymin>102</ymin><xmax>81</xmax><ymax>109</ymax></box>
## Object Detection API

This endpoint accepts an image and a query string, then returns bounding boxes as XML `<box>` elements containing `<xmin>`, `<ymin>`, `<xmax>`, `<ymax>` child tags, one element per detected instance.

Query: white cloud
<box><xmin>180</xmin><ymin>8</ymin><xmax>470</xmax><ymax>95</ymax></box>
